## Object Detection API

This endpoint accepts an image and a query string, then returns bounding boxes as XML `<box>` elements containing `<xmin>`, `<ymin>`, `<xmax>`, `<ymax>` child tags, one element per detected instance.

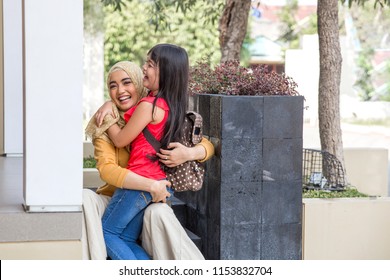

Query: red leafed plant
<box><xmin>189</xmin><ymin>60</ymin><xmax>299</xmax><ymax>96</ymax></box>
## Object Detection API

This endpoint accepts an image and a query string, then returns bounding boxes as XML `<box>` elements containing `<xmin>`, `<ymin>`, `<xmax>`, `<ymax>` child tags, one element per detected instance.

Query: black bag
<box><xmin>143</xmin><ymin>111</ymin><xmax>205</xmax><ymax>192</ymax></box>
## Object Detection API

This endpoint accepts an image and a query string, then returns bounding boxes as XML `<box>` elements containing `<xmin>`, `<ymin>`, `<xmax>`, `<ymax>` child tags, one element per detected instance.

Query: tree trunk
<box><xmin>218</xmin><ymin>0</ymin><xmax>251</xmax><ymax>62</ymax></box>
<box><xmin>317</xmin><ymin>0</ymin><xmax>346</xmax><ymax>180</ymax></box>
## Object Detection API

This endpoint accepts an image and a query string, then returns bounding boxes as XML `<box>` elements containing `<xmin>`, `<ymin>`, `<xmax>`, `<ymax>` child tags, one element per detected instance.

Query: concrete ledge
<box><xmin>83</xmin><ymin>142</ymin><xmax>105</xmax><ymax>188</ymax></box>
<box><xmin>0</xmin><ymin>211</ymin><xmax>82</xmax><ymax>242</ymax></box>
<box><xmin>84</xmin><ymin>141</ymin><xmax>94</xmax><ymax>158</ymax></box>
<box><xmin>303</xmin><ymin>197</ymin><xmax>390</xmax><ymax>260</ymax></box>
<box><xmin>83</xmin><ymin>168</ymin><xmax>104</xmax><ymax>188</ymax></box>
<box><xmin>0</xmin><ymin>240</ymin><xmax>82</xmax><ymax>260</ymax></box>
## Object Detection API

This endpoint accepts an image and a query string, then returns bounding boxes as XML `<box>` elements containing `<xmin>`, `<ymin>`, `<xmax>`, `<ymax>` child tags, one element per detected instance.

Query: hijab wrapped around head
<box><xmin>85</xmin><ymin>61</ymin><xmax>148</xmax><ymax>144</ymax></box>
<box><xmin>106</xmin><ymin>61</ymin><xmax>148</xmax><ymax>102</ymax></box>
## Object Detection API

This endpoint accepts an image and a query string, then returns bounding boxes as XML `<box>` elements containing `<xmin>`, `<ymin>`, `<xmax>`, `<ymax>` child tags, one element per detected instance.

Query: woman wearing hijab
<box><xmin>83</xmin><ymin>61</ymin><xmax>214</xmax><ymax>260</ymax></box>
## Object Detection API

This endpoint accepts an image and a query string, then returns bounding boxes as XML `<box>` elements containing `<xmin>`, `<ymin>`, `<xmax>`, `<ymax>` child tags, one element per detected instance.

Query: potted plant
<box><xmin>175</xmin><ymin>61</ymin><xmax>304</xmax><ymax>260</ymax></box>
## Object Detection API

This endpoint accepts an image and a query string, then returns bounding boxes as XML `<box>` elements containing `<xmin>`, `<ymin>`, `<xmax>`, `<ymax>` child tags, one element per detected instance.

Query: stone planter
<box><xmin>176</xmin><ymin>94</ymin><xmax>304</xmax><ymax>260</ymax></box>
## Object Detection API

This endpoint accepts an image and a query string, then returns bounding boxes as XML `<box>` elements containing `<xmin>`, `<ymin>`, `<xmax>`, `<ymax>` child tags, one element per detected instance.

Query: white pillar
<box><xmin>23</xmin><ymin>0</ymin><xmax>83</xmax><ymax>212</ymax></box>
<box><xmin>0</xmin><ymin>2</ymin><xmax>3</xmax><ymax>153</ymax></box>
<box><xmin>285</xmin><ymin>35</ymin><xmax>319</xmax><ymax>126</ymax></box>
<box><xmin>2</xmin><ymin>0</ymin><xmax>23</xmax><ymax>155</ymax></box>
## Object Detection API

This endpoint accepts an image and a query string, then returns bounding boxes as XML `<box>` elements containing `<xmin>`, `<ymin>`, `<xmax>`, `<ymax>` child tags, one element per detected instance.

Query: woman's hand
<box><xmin>95</xmin><ymin>101</ymin><xmax>115</xmax><ymax>127</ymax></box>
<box><xmin>157</xmin><ymin>142</ymin><xmax>192</xmax><ymax>167</ymax></box>
<box><xmin>149</xmin><ymin>180</ymin><xmax>171</xmax><ymax>203</ymax></box>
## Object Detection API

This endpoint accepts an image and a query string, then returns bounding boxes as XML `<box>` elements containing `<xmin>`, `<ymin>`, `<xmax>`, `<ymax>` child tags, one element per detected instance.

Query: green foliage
<box><xmin>240</xmin><ymin>25</ymin><xmax>255</xmax><ymax>66</ymax></box>
<box><xmin>349</xmin><ymin>2</ymin><xmax>390</xmax><ymax>48</ymax></box>
<box><xmin>103</xmin><ymin>1</ymin><xmax>222</xmax><ymax>76</ymax></box>
<box><xmin>84</xmin><ymin>0</ymin><xmax>105</xmax><ymax>34</ymax></box>
<box><xmin>343</xmin><ymin>117</ymin><xmax>390</xmax><ymax>126</ymax></box>
<box><xmin>101</xmin><ymin>0</ymin><xmax>126</xmax><ymax>11</ymax></box>
<box><xmin>341</xmin><ymin>0</ymin><xmax>390</xmax><ymax>8</ymax></box>
<box><xmin>278</xmin><ymin>0</ymin><xmax>299</xmax><ymax>43</ymax></box>
<box><xmin>83</xmin><ymin>156</ymin><xmax>97</xmax><ymax>168</ymax></box>
<box><xmin>377</xmin><ymin>60</ymin><xmax>390</xmax><ymax>101</ymax></box>
<box><xmin>348</xmin><ymin>1</ymin><xmax>390</xmax><ymax>101</ymax></box>
<box><xmin>303</xmin><ymin>187</ymin><xmax>369</xmax><ymax>198</ymax></box>
<box><xmin>354</xmin><ymin>48</ymin><xmax>375</xmax><ymax>101</ymax></box>
<box><xmin>102</xmin><ymin>0</ymin><xmax>223</xmax><ymax>32</ymax></box>
<box><xmin>383</xmin><ymin>61</ymin><xmax>390</xmax><ymax>101</ymax></box>
<box><xmin>277</xmin><ymin>0</ymin><xmax>317</xmax><ymax>49</ymax></box>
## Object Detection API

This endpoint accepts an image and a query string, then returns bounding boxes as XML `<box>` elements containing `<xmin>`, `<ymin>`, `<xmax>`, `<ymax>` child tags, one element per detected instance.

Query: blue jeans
<box><xmin>102</xmin><ymin>186</ymin><xmax>173</xmax><ymax>260</ymax></box>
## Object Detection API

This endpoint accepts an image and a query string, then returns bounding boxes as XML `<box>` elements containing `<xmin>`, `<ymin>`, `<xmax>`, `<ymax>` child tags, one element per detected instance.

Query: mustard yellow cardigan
<box><xmin>95</xmin><ymin>138</ymin><xmax>215</xmax><ymax>197</ymax></box>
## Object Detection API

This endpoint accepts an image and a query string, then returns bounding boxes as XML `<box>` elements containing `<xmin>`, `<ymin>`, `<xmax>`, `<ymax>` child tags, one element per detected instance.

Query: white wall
<box><xmin>23</xmin><ymin>0</ymin><xmax>83</xmax><ymax>211</ymax></box>
<box><xmin>2</xmin><ymin>0</ymin><xmax>23</xmax><ymax>155</ymax></box>
<box><xmin>285</xmin><ymin>35</ymin><xmax>319</xmax><ymax>125</ymax></box>
<box><xmin>0</xmin><ymin>1</ymin><xmax>3</xmax><ymax>154</ymax></box>
<box><xmin>285</xmin><ymin>34</ymin><xmax>358</xmax><ymax>124</ymax></box>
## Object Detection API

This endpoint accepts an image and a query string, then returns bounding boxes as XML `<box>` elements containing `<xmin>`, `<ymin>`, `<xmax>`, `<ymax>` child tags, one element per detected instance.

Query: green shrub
<box><xmin>83</xmin><ymin>156</ymin><xmax>97</xmax><ymax>168</ymax></box>
<box><xmin>189</xmin><ymin>60</ymin><xmax>299</xmax><ymax>96</ymax></box>
<box><xmin>303</xmin><ymin>187</ymin><xmax>369</xmax><ymax>199</ymax></box>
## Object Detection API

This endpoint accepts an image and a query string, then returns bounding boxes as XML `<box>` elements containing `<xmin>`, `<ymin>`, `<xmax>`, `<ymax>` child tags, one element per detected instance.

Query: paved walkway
<box><xmin>303</xmin><ymin>121</ymin><xmax>390</xmax><ymax>194</ymax></box>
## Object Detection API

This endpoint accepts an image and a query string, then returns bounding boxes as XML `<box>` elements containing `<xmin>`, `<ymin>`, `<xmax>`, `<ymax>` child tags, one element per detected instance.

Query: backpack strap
<box><xmin>143</xmin><ymin>111</ymin><xmax>203</xmax><ymax>150</ymax></box>
<box><xmin>187</xmin><ymin>111</ymin><xmax>203</xmax><ymax>145</ymax></box>
<box><xmin>143</xmin><ymin>127</ymin><xmax>161</xmax><ymax>153</ymax></box>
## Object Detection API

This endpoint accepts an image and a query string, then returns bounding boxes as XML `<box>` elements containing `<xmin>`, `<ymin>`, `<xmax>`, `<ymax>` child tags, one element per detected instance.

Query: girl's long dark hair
<box><xmin>148</xmin><ymin>44</ymin><xmax>188</xmax><ymax>149</ymax></box>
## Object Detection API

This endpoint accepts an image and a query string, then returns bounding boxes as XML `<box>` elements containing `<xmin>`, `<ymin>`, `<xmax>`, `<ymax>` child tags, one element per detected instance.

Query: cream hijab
<box><xmin>85</xmin><ymin>61</ymin><xmax>148</xmax><ymax>144</ymax></box>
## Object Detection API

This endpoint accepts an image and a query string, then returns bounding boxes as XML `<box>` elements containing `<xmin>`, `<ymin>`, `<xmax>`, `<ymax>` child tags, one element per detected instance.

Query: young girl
<box><xmin>100</xmin><ymin>44</ymin><xmax>189</xmax><ymax>260</ymax></box>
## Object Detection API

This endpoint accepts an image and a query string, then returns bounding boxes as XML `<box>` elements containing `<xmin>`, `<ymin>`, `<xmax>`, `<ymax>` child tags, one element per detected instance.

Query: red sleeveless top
<box><xmin>124</xmin><ymin>96</ymin><xmax>169</xmax><ymax>179</ymax></box>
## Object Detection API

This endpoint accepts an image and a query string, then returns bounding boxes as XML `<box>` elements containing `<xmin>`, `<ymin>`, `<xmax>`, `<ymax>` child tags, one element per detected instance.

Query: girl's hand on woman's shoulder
<box><xmin>95</xmin><ymin>101</ymin><xmax>115</xmax><ymax>127</ymax></box>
